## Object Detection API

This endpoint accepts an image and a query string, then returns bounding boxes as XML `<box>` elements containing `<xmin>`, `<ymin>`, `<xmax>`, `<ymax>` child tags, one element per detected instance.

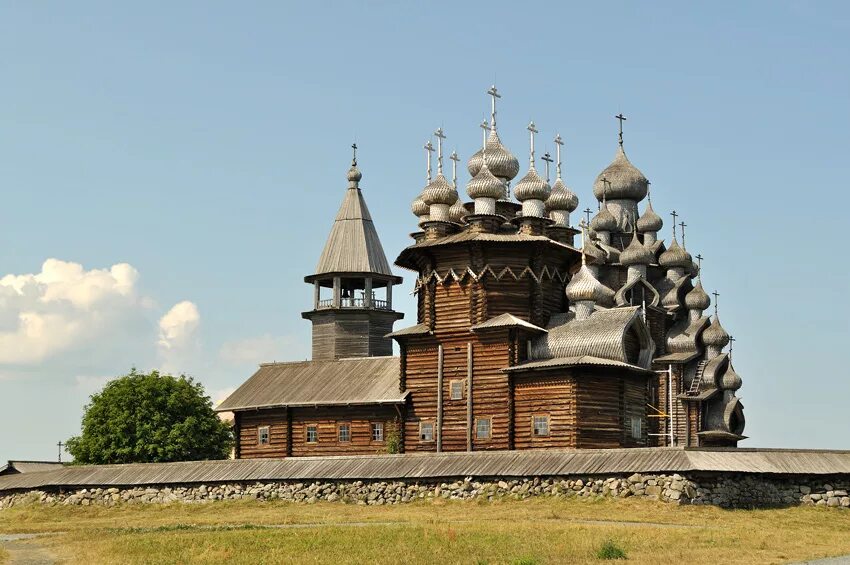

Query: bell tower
<box><xmin>302</xmin><ymin>147</ymin><xmax>403</xmax><ymax>360</ymax></box>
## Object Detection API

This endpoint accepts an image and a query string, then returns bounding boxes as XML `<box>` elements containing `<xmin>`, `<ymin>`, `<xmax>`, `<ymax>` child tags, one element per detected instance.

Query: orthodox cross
<box><xmin>434</xmin><ymin>128</ymin><xmax>446</xmax><ymax>174</ymax></box>
<box><xmin>584</xmin><ymin>207</ymin><xmax>593</xmax><ymax>225</ymax></box>
<box><xmin>695</xmin><ymin>253</ymin><xmax>704</xmax><ymax>273</ymax></box>
<box><xmin>527</xmin><ymin>122</ymin><xmax>538</xmax><ymax>167</ymax></box>
<box><xmin>578</xmin><ymin>219</ymin><xmax>589</xmax><ymax>265</ymax></box>
<box><xmin>615</xmin><ymin>113</ymin><xmax>627</xmax><ymax>146</ymax></box>
<box><xmin>541</xmin><ymin>152</ymin><xmax>553</xmax><ymax>183</ymax></box>
<box><xmin>679</xmin><ymin>221</ymin><xmax>688</xmax><ymax>249</ymax></box>
<box><xmin>646</xmin><ymin>180</ymin><xmax>652</xmax><ymax>202</ymax></box>
<box><xmin>487</xmin><ymin>85</ymin><xmax>501</xmax><ymax>129</ymax></box>
<box><xmin>424</xmin><ymin>140</ymin><xmax>434</xmax><ymax>182</ymax></box>
<box><xmin>553</xmin><ymin>134</ymin><xmax>564</xmax><ymax>179</ymax></box>
<box><xmin>712</xmin><ymin>290</ymin><xmax>720</xmax><ymax>315</ymax></box>
<box><xmin>480</xmin><ymin>119</ymin><xmax>490</xmax><ymax>147</ymax></box>
<box><xmin>351</xmin><ymin>143</ymin><xmax>358</xmax><ymax>166</ymax></box>
<box><xmin>57</xmin><ymin>441</ymin><xmax>64</xmax><ymax>463</ymax></box>
<box><xmin>601</xmin><ymin>176</ymin><xmax>611</xmax><ymax>205</ymax></box>
<box><xmin>670</xmin><ymin>210</ymin><xmax>678</xmax><ymax>240</ymax></box>
<box><xmin>728</xmin><ymin>335</ymin><xmax>736</xmax><ymax>357</ymax></box>
<box><xmin>449</xmin><ymin>150</ymin><xmax>460</xmax><ymax>189</ymax></box>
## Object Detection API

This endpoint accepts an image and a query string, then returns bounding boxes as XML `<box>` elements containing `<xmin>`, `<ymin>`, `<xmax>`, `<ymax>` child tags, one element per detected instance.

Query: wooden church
<box><xmin>217</xmin><ymin>88</ymin><xmax>746</xmax><ymax>458</ymax></box>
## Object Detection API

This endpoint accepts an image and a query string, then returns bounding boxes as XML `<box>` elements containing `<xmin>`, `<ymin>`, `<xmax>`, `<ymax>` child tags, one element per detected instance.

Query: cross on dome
<box><xmin>615</xmin><ymin>113</ymin><xmax>627</xmax><ymax>146</ymax></box>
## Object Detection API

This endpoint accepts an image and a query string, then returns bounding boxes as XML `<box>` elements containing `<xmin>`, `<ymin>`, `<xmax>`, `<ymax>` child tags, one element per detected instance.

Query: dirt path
<box><xmin>0</xmin><ymin>534</ymin><xmax>56</xmax><ymax>565</ymax></box>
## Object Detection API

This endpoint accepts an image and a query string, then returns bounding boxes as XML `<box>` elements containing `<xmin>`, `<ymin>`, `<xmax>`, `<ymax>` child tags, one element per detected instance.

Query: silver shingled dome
<box><xmin>685</xmin><ymin>280</ymin><xmax>711</xmax><ymax>311</ymax></box>
<box><xmin>545</xmin><ymin>178</ymin><xmax>579</xmax><ymax>213</ymax></box>
<box><xmin>658</xmin><ymin>239</ymin><xmax>692</xmax><ymax>269</ymax></box>
<box><xmin>637</xmin><ymin>201</ymin><xmax>663</xmax><ymax>233</ymax></box>
<box><xmin>566</xmin><ymin>264</ymin><xmax>610</xmax><ymax>303</ymax></box>
<box><xmin>620</xmin><ymin>231</ymin><xmax>654</xmax><ymax>266</ymax></box>
<box><xmin>467</xmin><ymin>129</ymin><xmax>520</xmax><ymax>183</ymax></box>
<box><xmin>466</xmin><ymin>160</ymin><xmax>507</xmax><ymax>201</ymax></box>
<box><xmin>592</xmin><ymin>146</ymin><xmax>649</xmax><ymax>202</ymax></box>
<box><xmin>513</xmin><ymin>167</ymin><xmax>551</xmax><ymax>202</ymax></box>
<box><xmin>590</xmin><ymin>203</ymin><xmax>617</xmax><ymax>232</ymax></box>
<box><xmin>421</xmin><ymin>173</ymin><xmax>459</xmax><ymax>206</ymax></box>
<box><xmin>703</xmin><ymin>315</ymin><xmax>731</xmax><ymax>348</ymax></box>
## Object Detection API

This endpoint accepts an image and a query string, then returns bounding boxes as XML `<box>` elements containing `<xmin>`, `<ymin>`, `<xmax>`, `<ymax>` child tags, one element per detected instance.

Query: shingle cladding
<box><xmin>216</xmin><ymin>356</ymin><xmax>404</xmax><ymax>411</ymax></box>
<box><xmin>530</xmin><ymin>306</ymin><xmax>647</xmax><ymax>366</ymax></box>
<box><xmin>313</xmin><ymin>187</ymin><xmax>394</xmax><ymax>277</ymax></box>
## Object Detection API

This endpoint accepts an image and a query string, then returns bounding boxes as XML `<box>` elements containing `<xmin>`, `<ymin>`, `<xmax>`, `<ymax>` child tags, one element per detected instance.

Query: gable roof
<box><xmin>216</xmin><ymin>356</ymin><xmax>405</xmax><ymax>412</ymax></box>
<box><xmin>311</xmin><ymin>187</ymin><xmax>395</xmax><ymax>278</ymax></box>
<box><xmin>0</xmin><ymin>461</ymin><xmax>64</xmax><ymax>475</ymax></box>
<box><xmin>470</xmin><ymin>313</ymin><xmax>547</xmax><ymax>333</ymax></box>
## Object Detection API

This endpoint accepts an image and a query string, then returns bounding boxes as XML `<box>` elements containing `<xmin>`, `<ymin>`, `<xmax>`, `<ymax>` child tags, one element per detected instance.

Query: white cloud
<box><xmin>218</xmin><ymin>334</ymin><xmax>306</xmax><ymax>364</ymax></box>
<box><xmin>0</xmin><ymin>259</ymin><xmax>152</xmax><ymax>365</ymax></box>
<box><xmin>158</xmin><ymin>301</ymin><xmax>200</xmax><ymax>351</ymax></box>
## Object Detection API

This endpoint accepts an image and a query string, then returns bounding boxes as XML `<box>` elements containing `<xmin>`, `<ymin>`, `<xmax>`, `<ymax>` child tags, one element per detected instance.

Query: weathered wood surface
<box><xmin>5</xmin><ymin>448</ymin><xmax>850</xmax><ymax>491</ymax></box>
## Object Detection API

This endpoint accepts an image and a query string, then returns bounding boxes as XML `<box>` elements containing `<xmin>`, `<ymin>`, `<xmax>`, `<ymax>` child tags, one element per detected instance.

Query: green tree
<box><xmin>66</xmin><ymin>369</ymin><xmax>233</xmax><ymax>464</ymax></box>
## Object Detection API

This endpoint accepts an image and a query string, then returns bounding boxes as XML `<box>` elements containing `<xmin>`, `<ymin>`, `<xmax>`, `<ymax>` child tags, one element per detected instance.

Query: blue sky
<box><xmin>1</xmin><ymin>1</ymin><xmax>848</xmax><ymax>460</ymax></box>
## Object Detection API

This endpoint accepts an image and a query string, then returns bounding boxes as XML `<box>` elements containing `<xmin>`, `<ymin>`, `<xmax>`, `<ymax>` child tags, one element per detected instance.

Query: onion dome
<box><xmin>703</xmin><ymin>315</ymin><xmax>730</xmax><ymax>349</ymax></box>
<box><xmin>592</xmin><ymin>146</ymin><xmax>649</xmax><ymax>201</ymax></box>
<box><xmin>467</xmin><ymin>129</ymin><xmax>520</xmax><ymax>183</ymax></box>
<box><xmin>637</xmin><ymin>201</ymin><xmax>663</xmax><ymax>233</ymax></box>
<box><xmin>448</xmin><ymin>198</ymin><xmax>466</xmax><ymax>223</ymax></box>
<box><xmin>720</xmin><ymin>364</ymin><xmax>742</xmax><ymax>391</ymax></box>
<box><xmin>421</xmin><ymin>173</ymin><xmax>458</xmax><ymax>207</ymax></box>
<box><xmin>658</xmin><ymin>239</ymin><xmax>692</xmax><ymax>269</ymax></box>
<box><xmin>411</xmin><ymin>193</ymin><xmax>428</xmax><ymax>219</ymax></box>
<box><xmin>466</xmin><ymin>159</ymin><xmax>507</xmax><ymax>201</ymax></box>
<box><xmin>590</xmin><ymin>203</ymin><xmax>617</xmax><ymax>232</ymax></box>
<box><xmin>620</xmin><ymin>231</ymin><xmax>654</xmax><ymax>266</ymax></box>
<box><xmin>545</xmin><ymin>178</ymin><xmax>579</xmax><ymax>213</ymax></box>
<box><xmin>347</xmin><ymin>164</ymin><xmax>362</xmax><ymax>185</ymax></box>
<box><xmin>513</xmin><ymin>167</ymin><xmax>551</xmax><ymax>202</ymax></box>
<box><xmin>566</xmin><ymin>264</ymin><xmax>610</xmax><ymax>303</ymax></box>
<box><xmin>685</xmin><ymin>280</ymin><xmax>711</xmax><ymax>311</ymax></box>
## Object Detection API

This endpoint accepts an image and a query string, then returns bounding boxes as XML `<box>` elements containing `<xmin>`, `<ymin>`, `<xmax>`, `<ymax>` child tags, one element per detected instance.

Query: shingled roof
<box><xmin>311</xmin><ymin>185</ymin><xmax>395</xmax><ymax>278</ymax></box>
<box><xmin>216</xmin><ymin>356</ymin><xmax>405</xmax><ymax>411</ymax></box>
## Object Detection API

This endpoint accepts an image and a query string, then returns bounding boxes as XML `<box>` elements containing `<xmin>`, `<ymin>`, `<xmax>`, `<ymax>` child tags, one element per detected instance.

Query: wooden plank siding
<box><xmin>234</xmin><ymin>406</ymin><xmax>399</xmax><ymax>459</ymax></box>
<box><xmin>513</xmin><ymin>373</ymin><xmax>576</xmax><ymax>449</ymax></box>
<box><xmin>237</xmin><ymin>410</ymin><xmax>289</xmax><ymax>459</ymax></box>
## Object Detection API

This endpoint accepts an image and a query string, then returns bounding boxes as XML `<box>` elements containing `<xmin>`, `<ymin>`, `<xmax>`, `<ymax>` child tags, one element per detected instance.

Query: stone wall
<box><xmin>2</xmin><ymin>473</ymin><xmax>849</xmax><ymax>510</ymax></box>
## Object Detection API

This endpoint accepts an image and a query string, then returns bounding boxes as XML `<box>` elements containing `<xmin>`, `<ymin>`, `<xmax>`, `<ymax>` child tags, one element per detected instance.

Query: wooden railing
<box><xmin>315</xmin><ymin>297</ymin><xmax>392</xmax><ymax>310</ymax></box>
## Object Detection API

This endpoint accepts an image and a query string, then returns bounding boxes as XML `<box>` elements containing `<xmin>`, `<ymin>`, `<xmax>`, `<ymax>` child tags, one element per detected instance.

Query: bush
<box><xmin>66</xmin><ymin>369</ymin><xmax>233</xmax><ymax>464</ymax></box>
<box><xmin>596</xmin><ymin>539</ymin><xmax>627</xmax><ymax>560</ymax></box>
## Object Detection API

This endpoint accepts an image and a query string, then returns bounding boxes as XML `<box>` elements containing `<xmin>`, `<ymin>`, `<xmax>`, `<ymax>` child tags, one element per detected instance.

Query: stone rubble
<box><xmin>1</xmin><ymin>474</ymin><xmax>848</xmax><ymax>510</ymax></box>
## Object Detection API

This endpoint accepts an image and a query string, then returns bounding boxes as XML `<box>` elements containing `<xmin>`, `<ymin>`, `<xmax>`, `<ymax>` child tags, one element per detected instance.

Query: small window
<box><xmin>631</xmin><ymin>416</ymin><xmax>642</xmax><ymax>439</ymax></box>
<box><xmin>371</xmin><ymin>422</ymin><xmax>384</xmax><ymax>442</ymax></box>
<box><xmin>258</xmin><ymin>426</ymin><xmax>270</xmax><ymax>445</ymax></box>
<box><xmin>532</xmin><ymin>415</ymin><xmax>550</xmax><ymax>437</ymax></box>
<box><xmin>306</xmin><ymin>424</ymin><xmax>318</xmax><ymax>443</ymax></box>
<box><xmin>450</xmin><ymin>380</ymin><xmax>464</xmax><ymax>400</ymax></box>
<box><xmin>338</xmin><ymin>423</ymin><xmax>351</xmax><ymax>443</ymax></box>
<box><xmin>476</xmin><ymin>417</ymin><xmax>491</xmax><ymax>439</ymax></box>
<box><xmin>419</xmin><ymin>421</ymin><xmax>434</xmax><ymax>442</ymax></box>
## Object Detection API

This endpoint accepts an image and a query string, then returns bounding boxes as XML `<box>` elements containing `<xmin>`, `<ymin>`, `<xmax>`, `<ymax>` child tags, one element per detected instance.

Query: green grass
<box><xmin>596</xmin><ymin>539</ymin><xmax>627</xmax><ymax>560</ymax></box>
<box><xmin>1</xmin><ymin>497</ymin><xmax>849</xmax><ymax>564</ymax></box>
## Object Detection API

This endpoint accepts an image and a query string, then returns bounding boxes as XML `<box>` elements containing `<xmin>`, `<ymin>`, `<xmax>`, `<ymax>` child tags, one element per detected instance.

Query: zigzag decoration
<box><xmin>413</xmin><ymin>264</ymin><xmax>569</xmax><ymax>292</ymax></box>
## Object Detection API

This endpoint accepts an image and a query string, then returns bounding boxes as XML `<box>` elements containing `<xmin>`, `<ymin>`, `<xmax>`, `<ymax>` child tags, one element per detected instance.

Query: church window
<box><xmin>630</xmin><ymin>416</ymin><xmax>642</xmax><ymax>439</ymax></box>
<box><xmin>450</xmin><ymin>379</ymin><xmax>465</xmax><ymax>400</ymax></box>
<box><xmin>306</xmin><ymin>424</ymin><xmax>318</xmax><ymax>443</ymax></box>
<box><xmin>532</xmin><ymin>415</ymin><xmax>550</xmax><ymax>437</ymax></box>
<box><xmin>476</xmin><ymin>417</ymin><xmax>491</xmax><ymax>439</ymax></box>
<box><xmin>258</xmin><ymin>426</ymin><xmax>270</xmax><ymax>445</ymax></box>
<box><xmin>419</xmin><ymin>421</ymin><xmax>434</xmax><ymax>442</ymax></box>
<box><xmin>371</xmin><ymin>422</ymin><xmax>384</xmax><ymax>442</ymax></box>
<box><xmin>338</xmin><ymin>423</ymin><xmax>351</xmax><ymax>442</ymax></box>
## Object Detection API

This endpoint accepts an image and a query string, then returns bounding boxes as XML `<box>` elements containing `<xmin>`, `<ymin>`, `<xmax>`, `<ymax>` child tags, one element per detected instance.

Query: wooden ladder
<box><xmin>686</xmin><ymin>361</ymin><xmax>708</xmax><ymax>395</ymax></box>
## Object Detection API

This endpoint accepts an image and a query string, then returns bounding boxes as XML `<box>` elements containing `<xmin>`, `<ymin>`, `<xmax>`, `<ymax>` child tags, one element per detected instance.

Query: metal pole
<box><xmin>668</xmin><ymin>364</ymin><xmax>675</xmax><ymax>446</ymax></box>
<box><xmin>467</xmin><ymin>342</ymin><xmax>473</xmax><ymax>452</ymax></box>
<box><xmin>437</xmin><ymin>344</ymin><xmax>443</xmax><ymax>453</ymax></box>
